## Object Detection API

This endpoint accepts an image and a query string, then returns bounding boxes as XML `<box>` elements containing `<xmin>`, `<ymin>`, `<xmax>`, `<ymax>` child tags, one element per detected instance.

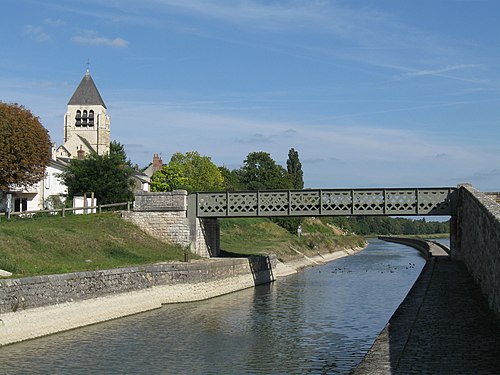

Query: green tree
<box><xmin>150</xmin><ymin>164</ymin><xmax>188</xmax><ymax>192</ymax></box>
<box><xmin>0</xmin><ymin>102</ymin><xmax>51</xmax><ymax>190</ymax></box>
<box><xmin>286</xmin><ymin>148</ymin><xmax>304</xmax><ymax>189</ymax></box>
<box><xmin>168</xmin><ymin>151</ymin><xmax>224</xmax><ymax>192</ymax></box>
<box><xmin>58</xmin><ymin>141</ymin><xmax>134</xmax><ymax>204</ymax></box>
<box><xmin>219</xmin><ymin>166</ymin><xmax>244</xmax><ymax>191</ymax></box>
<box><xmin>238</xmin><ymin>151</ymin><xmax>293</xmax><ymax>190</ymax></box>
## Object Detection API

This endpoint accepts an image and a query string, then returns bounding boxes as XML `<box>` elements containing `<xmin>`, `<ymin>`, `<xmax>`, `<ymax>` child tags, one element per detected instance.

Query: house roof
<box><xmin>68</xmin><ymin>70</ymin><xmax>107</xmax><ymax>108</ymax></box>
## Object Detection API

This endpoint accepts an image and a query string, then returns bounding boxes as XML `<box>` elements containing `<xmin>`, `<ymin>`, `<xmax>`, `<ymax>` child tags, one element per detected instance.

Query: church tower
<box><xmin>57</xmin><ymin>69</ymin><xmax>110</xmax><ymax>159</ymax></box>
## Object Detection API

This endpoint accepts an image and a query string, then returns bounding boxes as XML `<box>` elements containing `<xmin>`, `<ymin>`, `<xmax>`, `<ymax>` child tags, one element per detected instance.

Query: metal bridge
<box><xmin>192</xmin><ymin>187</ymin><xmax>457</xmax><ymax>218</ymax></box>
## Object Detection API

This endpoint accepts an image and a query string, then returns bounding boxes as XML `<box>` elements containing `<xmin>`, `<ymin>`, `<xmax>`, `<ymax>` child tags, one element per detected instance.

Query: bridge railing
<box><xmin>193</xmin><ymin>188</ymin><xmax>457</xmax><ymax>218</ymax></box>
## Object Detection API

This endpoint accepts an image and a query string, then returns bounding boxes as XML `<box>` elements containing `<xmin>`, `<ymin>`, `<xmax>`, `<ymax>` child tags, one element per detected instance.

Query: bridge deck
<box><xmin>193</xmin><ymin>188</ymin><xmax>457</xmax><ymax>218</ymax></box>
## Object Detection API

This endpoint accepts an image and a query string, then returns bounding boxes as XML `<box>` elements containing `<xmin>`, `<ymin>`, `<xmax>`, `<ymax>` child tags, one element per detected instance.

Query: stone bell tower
<box><xmin>57</xmin><ymin>69</ymin><xmax>110</xmax><ymax>159</ymax></box>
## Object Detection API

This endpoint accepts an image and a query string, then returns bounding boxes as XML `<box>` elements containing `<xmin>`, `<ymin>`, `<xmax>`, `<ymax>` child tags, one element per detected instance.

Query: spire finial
<box><xmin>86</xmin><ymin>58</ymin><xmax>90</xmax><ymax>74</ymax></box>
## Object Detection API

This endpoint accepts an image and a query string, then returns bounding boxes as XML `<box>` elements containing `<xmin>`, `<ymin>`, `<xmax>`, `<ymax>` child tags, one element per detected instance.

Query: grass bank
<box><xmin>0</xmin><ymin>213</ymin><xmax>188</xmax><ymax>277</ymax></box>
<box><xmin>219</xmin><ymin>217</ymin><xmax>366</xmax><ymax>262</ymax></box>
<box><xmin>0</xmin><ymin>214</ymin><xmax>367</xmax><ymax>278</ymax></box>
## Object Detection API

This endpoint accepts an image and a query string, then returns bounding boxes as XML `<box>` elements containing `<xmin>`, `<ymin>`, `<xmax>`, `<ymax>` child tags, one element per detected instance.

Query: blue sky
<box><xmin>2</xmin><ymin>0</ymin><xmax>500</xmax><ymax>191</ymax></box>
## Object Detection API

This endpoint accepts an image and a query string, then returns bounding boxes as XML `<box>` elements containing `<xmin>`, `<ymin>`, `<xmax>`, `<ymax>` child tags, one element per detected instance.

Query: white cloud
<box><xmin>23</xmin><ymin>24</ymin><xmax>50</xmax><ymax>42</ymax></box>
<box><xmin>72</xmin><ymin>31</ymin><xmax>129</xmax><ymax>48</ymax></box>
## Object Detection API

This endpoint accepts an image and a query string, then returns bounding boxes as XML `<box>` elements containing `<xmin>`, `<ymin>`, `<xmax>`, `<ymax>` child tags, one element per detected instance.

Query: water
<box><xmin>0</xmin><ymin>239</ymin><xmax>436</xmax><ymax>374</ymax></box>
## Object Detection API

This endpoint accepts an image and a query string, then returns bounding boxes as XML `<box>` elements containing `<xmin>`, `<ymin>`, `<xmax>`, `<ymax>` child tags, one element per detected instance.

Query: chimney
<box><xmin>152</xmin><ymin>153</ymin><xmax>163</xmax><ymax>173</ymax></box>
<box><xmin>77</xmin><ymin>146</ymin><xmax>85</xmax><ymax>160</ymax></box>
<box><xmin>51</xmin><ymin>143</ymin><xmax>57</xmax><ymax>160</ymax></box>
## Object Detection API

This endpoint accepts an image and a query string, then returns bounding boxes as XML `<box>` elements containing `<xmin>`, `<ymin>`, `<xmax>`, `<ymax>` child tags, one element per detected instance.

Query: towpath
<box><xmin>352</xmin><ymin>250</ymin><xmax>500</xmax><ymax>374</ymax></box>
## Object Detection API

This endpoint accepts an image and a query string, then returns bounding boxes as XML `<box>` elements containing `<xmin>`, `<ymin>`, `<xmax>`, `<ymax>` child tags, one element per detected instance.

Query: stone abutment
<box><xmin>122</xmin><ymin>190</ymin><xmax>219</xmax><ymax>258</ymax></box>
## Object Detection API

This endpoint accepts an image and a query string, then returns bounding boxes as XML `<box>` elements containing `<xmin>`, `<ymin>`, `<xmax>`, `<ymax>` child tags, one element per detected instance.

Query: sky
<box><xmin>1</xmin><ymin>0</ymin><xmax>500</xmax><ymax>191</ymax></box>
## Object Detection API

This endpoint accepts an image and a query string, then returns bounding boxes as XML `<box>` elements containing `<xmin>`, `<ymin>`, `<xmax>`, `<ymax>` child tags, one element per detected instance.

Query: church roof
<box><xmin>77</xmin><ymin>135</ymin><xmax>96</xmax><ymax>153</ymax></box>
<box><xmin>68</xmin><ymin>70</ymin><xmax>107</xmax><ymax>108</ymax></box>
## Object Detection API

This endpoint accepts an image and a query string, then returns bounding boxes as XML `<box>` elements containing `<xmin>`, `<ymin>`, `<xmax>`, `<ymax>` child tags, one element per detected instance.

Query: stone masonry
<box><xmin>454</xmin><ymin>184</ymin><xmax>500</xmax><ymax>317</ymax></box>
<box><xmin>122</xmin><ymin>190</ymin><xmax>219</xmax><ymax>258</ymax></box>
<box><xmin>0</xmin><ymin>256</ymin><xmax>277</xmax><ymax>315</ymax></box>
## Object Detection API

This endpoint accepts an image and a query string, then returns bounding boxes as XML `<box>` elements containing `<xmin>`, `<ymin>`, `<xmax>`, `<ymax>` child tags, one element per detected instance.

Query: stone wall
<box><xmin>455</xmin><ymin>184</ymin><xmax>500</xmax><ymax>317</ymax></box>
<box><xmin>122</xmin><ymin>190</ymin><xmax>220</xmax><ymax>258</ymax></box>
<box><xmin>122</xmin><ymin>210</ymin><xmax>191</xmax><ymax>248</ymax></box>
<box><xmin>0</xmin><ymin>256</ymin><xmax>277</xmax><ymax>314</ymax></box>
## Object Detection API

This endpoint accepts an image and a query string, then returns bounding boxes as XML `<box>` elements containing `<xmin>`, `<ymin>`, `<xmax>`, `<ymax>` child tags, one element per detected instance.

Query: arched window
<box><xmin>82</xmin><ymin>110</ymin><xmax>88</xmax><ymax>126</ymax></box>
<box><xmin>89</xmin><ymin>110</ymin><xmax>94</xmax><ymax>126</ymax></box>
<box><xmin>75</xmin><ymin>110</ymin><xmax>82</xmax><ymax>126</ymax></box>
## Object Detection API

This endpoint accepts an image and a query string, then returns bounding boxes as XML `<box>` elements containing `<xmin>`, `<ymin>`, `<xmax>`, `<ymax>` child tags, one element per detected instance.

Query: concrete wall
<box><xmin>122</xmin><ymin>191</ymin><xmax>219</xmax><ymax>258</ymax></box>
<box><xmin>0</xmin><ymin>256</ymin><xmax>277</xmax><ymax>314</ymax></box>
<box><xmin>455</xmin><ymin>184</ymin><xmax>500</xmax><ymax>317</ymax></box>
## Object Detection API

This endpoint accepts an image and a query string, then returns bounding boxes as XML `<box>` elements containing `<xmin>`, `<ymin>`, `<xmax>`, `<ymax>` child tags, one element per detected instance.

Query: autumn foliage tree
<box><xmin>0</xmin><ymin>102</ymin><xmax>51</xmax><ymax>190</ymax></box>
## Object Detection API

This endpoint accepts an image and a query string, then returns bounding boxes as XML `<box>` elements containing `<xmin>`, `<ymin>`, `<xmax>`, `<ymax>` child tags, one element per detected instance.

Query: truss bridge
<box><xmin>191</xmin><ymin>187</ymin><xmax>457</xmax><ymax>218</ymax></box>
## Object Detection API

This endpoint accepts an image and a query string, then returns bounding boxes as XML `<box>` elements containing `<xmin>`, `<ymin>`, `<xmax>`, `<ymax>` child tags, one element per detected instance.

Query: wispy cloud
<box><xmin>72</xmin><ymin>31</ymin><xmax>129</xmax><ymax>47</ymax></box>
<box><xmin>235</xmin><ymin>133</ymin><xmax>272</xmax><ymax>144</ymax></box>
<box><xmin>24</xmin><ymin>24</ymin><xmax>50</xmax><ymax>42</ymax></box>
<box><xmin>402</xmin><ymin>64</ymin><xmax>479</xmax><ymax>78</ymax></box>
<box><xmin>23</xmin><ymin>18</ymin><xmax>65</xmax><ymax>42</ymax></box>
<box><xmin>150</xmin><ymin>0</ymin><xmax>387</xmax><ymax>36</ymax></box>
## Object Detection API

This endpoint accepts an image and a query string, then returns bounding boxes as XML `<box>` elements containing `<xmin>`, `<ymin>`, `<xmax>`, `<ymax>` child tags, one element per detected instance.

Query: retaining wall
<box><xmin>455</xmin><ymin>184</ymin><xmax>500</xmax><ymax>317</ymax></box>
<box><xmin>0</xmin><ymin>256</ymin><xmax>277</xmax><ymax>315</ymax></box>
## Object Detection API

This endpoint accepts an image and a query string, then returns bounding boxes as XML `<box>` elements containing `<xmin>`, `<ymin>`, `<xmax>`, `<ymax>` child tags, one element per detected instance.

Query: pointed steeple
<box><xmin>67</xmin><ymin>70</ymin><xmax>107</xmax><ymax>108</ymax></box>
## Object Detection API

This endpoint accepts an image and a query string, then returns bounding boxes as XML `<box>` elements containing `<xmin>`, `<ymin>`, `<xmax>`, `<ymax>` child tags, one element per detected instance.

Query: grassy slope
<box><xmin>0</xmin><ymin>213</ymin><xmax>188</xmax><ymax>277</ymax></box>
<box><xmin>0</xmin><ymin>214</ymin><xmax>365</xmax><ymax>278</ymax></box>
<box><xmin>220</xmin><ymin>217</ymin><xmax>366</xmax><ymax>262</ymax></box>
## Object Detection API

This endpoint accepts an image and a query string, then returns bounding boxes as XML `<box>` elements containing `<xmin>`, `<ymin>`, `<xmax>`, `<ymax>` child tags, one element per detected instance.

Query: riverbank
<box><xmin>0</xmin><ymin>243</ymin><xmax>367</xmax><ymax>347</ymax></box>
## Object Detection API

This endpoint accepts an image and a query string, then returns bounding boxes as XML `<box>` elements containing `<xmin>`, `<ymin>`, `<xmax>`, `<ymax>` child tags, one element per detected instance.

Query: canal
<box><xmin>0</xmin><ymin>239</ymin><xmax>437</xmax><ymax>374</ymax></box>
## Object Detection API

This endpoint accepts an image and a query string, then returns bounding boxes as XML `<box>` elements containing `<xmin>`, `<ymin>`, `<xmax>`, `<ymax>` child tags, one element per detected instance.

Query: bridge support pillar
<box><xmin>187</xmin><ymin>194</ymin><xmax>220</xmax><ymax>257</ymax></box>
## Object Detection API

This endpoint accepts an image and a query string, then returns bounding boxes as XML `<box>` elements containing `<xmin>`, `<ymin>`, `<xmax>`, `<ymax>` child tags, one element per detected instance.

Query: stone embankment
<box><xmin>0</xmin><ymin>256</ymin><xmax>275</xmax><ymax>346</ymax></box>
<box><xmin>352</xmin><ymin>237</ymin><xmax>500</xmax><ymax>375</ymax></box>
<box><xmin>0</xmin><ymin>243</ymin><xmax>364</xmax><ymax>347</ymax></box>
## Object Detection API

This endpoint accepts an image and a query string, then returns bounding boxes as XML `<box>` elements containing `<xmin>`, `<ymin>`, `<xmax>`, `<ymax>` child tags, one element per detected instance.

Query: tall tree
<box><xmin>58</xmin><ymin>141</ymin><xmax>134</xmax><ymax>204</ymax></box>
<box><xmin>238</xmin><ymin>151</ymin><xmax>293</xmax><ymax>190</ymax></box>
<box><xmin>0</xmin><ymin>102</ymin><xmax>51</xmax><ymax>190</ymax></box>
<box><xmin>286</xmin><ymin>148</ymin><xmax>304</xmax><ymax>189</ymax></box>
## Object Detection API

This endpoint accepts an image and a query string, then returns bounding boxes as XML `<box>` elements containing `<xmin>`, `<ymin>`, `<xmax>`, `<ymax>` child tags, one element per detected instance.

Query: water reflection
<box><xmin>0</xmin><ymin>239</ymin><xmax>435</xmax><ymax>374</ymax></box>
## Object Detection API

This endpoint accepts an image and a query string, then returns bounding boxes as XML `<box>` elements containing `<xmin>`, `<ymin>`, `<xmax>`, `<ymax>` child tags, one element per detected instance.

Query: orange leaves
<box><xmin>0</xmin><ymin>102</ymin><xmax>52</xmax><ymax>190</ymax></box>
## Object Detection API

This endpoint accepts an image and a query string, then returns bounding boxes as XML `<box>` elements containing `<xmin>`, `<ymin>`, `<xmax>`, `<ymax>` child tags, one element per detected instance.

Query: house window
<box><xmin>89</xmin><ymin>110</ymin><xmax>94</xmax><ymax>126</ymax></box>
<box><xmin>75</xmin><ymin>110</ymin><xmax>82</xmax><ymax>126</ymax></box>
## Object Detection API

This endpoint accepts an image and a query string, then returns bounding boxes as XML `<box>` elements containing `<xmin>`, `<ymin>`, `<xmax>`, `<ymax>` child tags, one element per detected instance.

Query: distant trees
<box><xmin>0</xmin><ymin>102</ymin><xmax>51</xmax><ymax>190</ymax></box>
<box><xmin>150</xmin><ymin>148</ymin><xmax>304</xmax><ymax>194</ymax></box>
<box><xmin>326</xmin><ymin>216</ymin><xmax>450</xmax><ymax>236</ymax></box>
<box><xmin>58</xmin><ymin>141</ymin><xmax>134</xmax><ymax>204</ymax></box>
